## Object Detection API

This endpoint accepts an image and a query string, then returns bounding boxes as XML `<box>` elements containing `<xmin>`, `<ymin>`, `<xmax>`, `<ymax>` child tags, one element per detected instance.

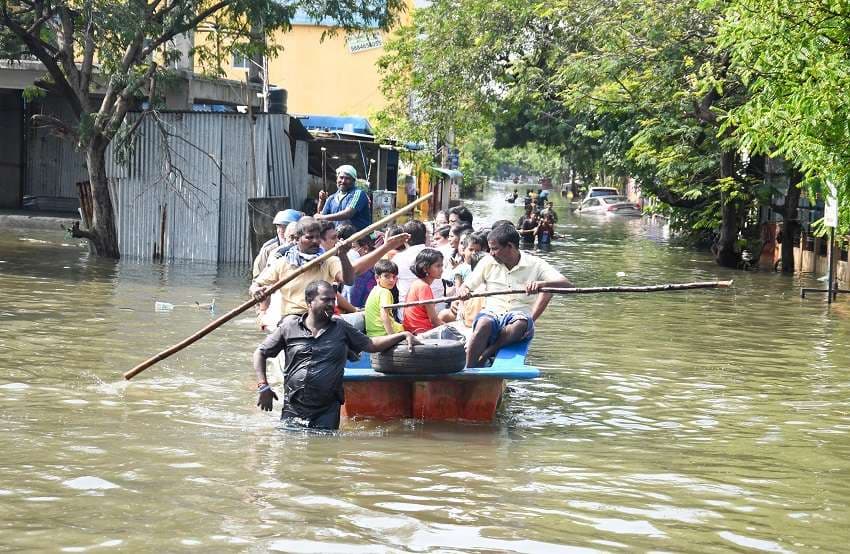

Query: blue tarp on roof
<box><xmin>296</xmin><ymin>114</ymin><xmax>374</xmax><ymax>135</ymax></box>
<box><xmin>432</xmin><ymin>168</ymin><xmax>463</xmax><ymax>179</ymax></box>
<box><xmin>290</xmin><ymin>8</ymin><xmax>383</xmax><ymax>29</ymax></box>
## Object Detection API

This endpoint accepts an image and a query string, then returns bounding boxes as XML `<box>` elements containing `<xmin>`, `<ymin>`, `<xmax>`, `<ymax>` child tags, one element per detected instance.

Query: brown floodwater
<box><xmin>2</xmin><ymin>190</ymin><xmax>850</xmax><ymax>552</ymax></box>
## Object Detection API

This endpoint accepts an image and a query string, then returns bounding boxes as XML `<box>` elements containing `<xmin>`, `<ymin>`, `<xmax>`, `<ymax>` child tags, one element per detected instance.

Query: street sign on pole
<box><xmin>824</xmin><ymin>182</ymin><xmax>838</xmax><ymax>227</ymax></box>
<box><xmin>801</xmin><ymin>182</ymin><xmax>847</xmax><ymax>301</ymax></box>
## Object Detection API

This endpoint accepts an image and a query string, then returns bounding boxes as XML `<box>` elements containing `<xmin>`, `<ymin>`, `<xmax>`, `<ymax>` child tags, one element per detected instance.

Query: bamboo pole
<box><xmin>383</xmin><ymin>280</ymin><xmax>734</xmax><ymax>310</ymax></box>
<box><xmin>124</xmin><ymin>192</ymin><xmax>434</xmax><ymax>380</ymax></box>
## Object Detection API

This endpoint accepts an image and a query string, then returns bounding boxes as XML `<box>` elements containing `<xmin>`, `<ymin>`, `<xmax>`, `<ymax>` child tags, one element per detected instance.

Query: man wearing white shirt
<box><xmin>458</xmin><ymin>224</ymin><xmax>572</xmax><ymax>367</ymax></box>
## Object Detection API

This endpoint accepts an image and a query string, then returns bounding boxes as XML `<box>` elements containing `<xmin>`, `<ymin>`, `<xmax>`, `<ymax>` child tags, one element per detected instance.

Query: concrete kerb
<box><xmin>0</xmin><ymin>210</ymin><xmax>80</xmax><ymax>232</ymax></box>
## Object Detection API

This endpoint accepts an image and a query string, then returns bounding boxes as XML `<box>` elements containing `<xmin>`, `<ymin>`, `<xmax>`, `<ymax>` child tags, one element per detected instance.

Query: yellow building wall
<box><xmin>277</xmin><ymin>26</ymin><xmax>386</xmax><ymax>115</ymax></box>
<box><xmin>215</xmin><ymin>20</ymin><xmax>410</xmax><ymax>117</ymax></box>
<box><xmin>216</xmin><ymin>25</ymin><xmax>390</xmax><ymax>116</ymax></box>
<box><xmin>211</xmin><ymin>0</ymin><xmax>418</xmax><ymax>116</ymax></box>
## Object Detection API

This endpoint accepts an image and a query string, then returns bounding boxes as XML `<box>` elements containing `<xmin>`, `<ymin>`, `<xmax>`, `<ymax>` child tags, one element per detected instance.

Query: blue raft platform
<box><xmin>341</xmin><ymin>340</ymin><xmax>540</xmax><ymax>422</ymax></box>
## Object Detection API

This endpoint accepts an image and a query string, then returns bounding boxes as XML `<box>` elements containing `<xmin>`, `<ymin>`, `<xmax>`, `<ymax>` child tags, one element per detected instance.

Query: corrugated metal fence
<box><xmin>26</xmin><ymin>96</ymin><xmax>89</xmax><ymax>204</ymax></box>
<box><xmin>106</xmin><ymin>112</ymin><xmax>300</xmax><ymax>264</ymax></box>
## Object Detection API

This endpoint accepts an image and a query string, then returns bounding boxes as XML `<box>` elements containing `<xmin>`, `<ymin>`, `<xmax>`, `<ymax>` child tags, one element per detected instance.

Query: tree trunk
<box><xmin>714</xmin><ymin>151</ymin><xmax>740</xmax><ymax>268</ymax></box>
<box><xmin>81</xmin><ymin>137</ymin><xmax>120</xmax><ymax>258</ymax></box>
<box><xmin>780</xmin><ymin>167</ymin><xmax>803</xmax><ymax>273</ymax></box>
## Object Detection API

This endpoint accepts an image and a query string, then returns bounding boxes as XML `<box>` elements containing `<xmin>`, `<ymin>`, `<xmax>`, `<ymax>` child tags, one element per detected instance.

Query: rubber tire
<box><xmin>371</xmin><ymin>339</ymin><xmax>466</xmax><ymax>374</ymax></box>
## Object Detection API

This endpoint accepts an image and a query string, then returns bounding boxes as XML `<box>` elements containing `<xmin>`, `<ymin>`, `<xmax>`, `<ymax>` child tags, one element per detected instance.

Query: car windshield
<box><xmin>589</xmin><ymin>188</ymin><xmax>619</xmax><ymax>197</ymax></box>
<box><xmin>601</xmin><ymin>196</ymin><xmax>631</xmax><ymax>204</ymax></box>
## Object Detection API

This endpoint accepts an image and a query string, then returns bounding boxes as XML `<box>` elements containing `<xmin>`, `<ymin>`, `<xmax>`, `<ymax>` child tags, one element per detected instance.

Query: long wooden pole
<box><xmin>383</xmin><ymin>280</ymin><xmax>734</xmax><ymax>310</ymax></box>
<box><xmin>124</xmin><ymin>192</ymin><xmax>433</xmax><ymax>380</ymax></box>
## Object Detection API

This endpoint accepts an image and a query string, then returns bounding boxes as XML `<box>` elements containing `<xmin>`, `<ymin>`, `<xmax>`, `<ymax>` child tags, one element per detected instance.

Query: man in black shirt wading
<box><xmin>253</xmin><ymin>280</ymin><xmax>418</xmax><ymax>429</ymax></box>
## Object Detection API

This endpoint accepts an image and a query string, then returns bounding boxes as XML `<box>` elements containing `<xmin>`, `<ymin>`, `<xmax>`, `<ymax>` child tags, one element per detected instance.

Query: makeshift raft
<box><xmin>341</xmin><ymin>339</ymin><xmax>539</xmax><ymax>423</ymax></box>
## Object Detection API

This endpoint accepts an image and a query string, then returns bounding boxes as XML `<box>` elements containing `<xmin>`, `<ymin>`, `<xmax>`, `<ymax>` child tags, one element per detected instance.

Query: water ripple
<box><xmin>2</xmin><ymin>207</ymin><xmax>850</xmax><ymax>551</ymax></box>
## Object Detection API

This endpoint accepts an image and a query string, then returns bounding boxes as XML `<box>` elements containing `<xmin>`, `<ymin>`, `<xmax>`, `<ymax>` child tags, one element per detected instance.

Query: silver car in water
<box><xmin>578</xmin><ymin>195</ymin><xmax>643</xmax><ymax>217</ymax></box>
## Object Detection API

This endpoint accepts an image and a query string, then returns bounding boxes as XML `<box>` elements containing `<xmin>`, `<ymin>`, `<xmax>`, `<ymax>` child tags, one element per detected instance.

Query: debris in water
<box><xmin>63</xmin><ymin>476</ymin><xmax>120</xmax><ymax>490</ymax></box>
<box><xmin>155</xmin><ymin>299</ymin><xmax>216</xmax><ymax>312</ymax></box>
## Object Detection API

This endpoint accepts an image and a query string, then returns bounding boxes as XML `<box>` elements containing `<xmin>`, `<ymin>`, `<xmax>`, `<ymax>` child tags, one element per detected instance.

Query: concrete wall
<box><xmin>163</xmin><ymin>71</ymin><xmax>261</xmax><ymax>110</ymax></box>
<box><xmin>213</xmin><ymin>25</ymin><xmax>389</xmax><ymax>115</ymax></box>
<box><xmin>794</xmin><ymin>236</ymin><xmax>850</xmax><ymax>288</ymax></box>
<box><xmin>0</xmin><ymin>90</ymin><xmax>23</xmax><ymax>208</ymax></box>
<box><xmin>0</xmin><ymin>62</ymin><xmax>260</xmax><ymax>112</ymax></box>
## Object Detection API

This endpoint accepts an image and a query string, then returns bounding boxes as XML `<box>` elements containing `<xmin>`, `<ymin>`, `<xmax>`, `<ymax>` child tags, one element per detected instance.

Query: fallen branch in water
<box><xmin>383</xmin><ymin>280</ymin><xmax>734</xmax><ymax>310</ymax></box>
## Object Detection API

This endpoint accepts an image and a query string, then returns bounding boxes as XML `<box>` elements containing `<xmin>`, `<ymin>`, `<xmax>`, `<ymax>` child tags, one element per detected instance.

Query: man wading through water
<box><xmin>253</xmin><ymin>280</ymin><xmax>419</xmax><ymax>429</ymax></box>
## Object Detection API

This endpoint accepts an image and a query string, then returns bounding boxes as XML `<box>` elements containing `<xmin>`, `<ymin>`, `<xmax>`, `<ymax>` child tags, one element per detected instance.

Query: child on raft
<box><xmin>364</xmin><ymin>259</ymin><xmax>404</xmax><ymax>337</ymax></box>
<box><xmin>452</xmin><ymin>230</ymin><xmax>488</xmax><ymax>285</ymax></box>
<box><xmin>457</xmin><ymin>251</ymin><xmax>487</xmax><ymax>328</ymax></box>
<box><xmin>402</xmin><ymin>248</ymin><xmax>456</xmax><ymax>334</ymax></box>
<box><xmin>346</xmin><ymin>230</ymin><xmax>378</xmax><ymax>309</ymax></box>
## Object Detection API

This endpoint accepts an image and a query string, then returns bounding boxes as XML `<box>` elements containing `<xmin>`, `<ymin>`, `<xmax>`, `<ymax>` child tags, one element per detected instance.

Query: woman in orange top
<box><xmin>403</xmin><ymin>248</ymin><xmax>455</xmax><ymax>334</ymax></box>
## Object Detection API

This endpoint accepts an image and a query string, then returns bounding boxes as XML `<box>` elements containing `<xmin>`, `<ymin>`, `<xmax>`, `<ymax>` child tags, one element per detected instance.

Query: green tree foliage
<box><xmin>546</xmin><ymin>0</ymin><xmax>782</xmax><ymax>265</ymax></box>
<box><xmin>0</xmin><ymin>0</ymin><xmax>403</xmax><ymax>257</ymax></box>
<box><xmin>718</xmin><ymin>0</ymin><xmax>850</xmax><ymax>235</ymax></box>
<box><xmin>374</xmin><ymin>0</ymin><xmax>538</xmax><ymax>145</ymax></box>
<box><xmin>458</xmin><ymin>127</ymin><xmax>567</xmax><ymax>190</ymax></box>
<box><xmin>379</xmin><ymin>0</ymin><xmax>760</xmax><ymax>265</ymax></box>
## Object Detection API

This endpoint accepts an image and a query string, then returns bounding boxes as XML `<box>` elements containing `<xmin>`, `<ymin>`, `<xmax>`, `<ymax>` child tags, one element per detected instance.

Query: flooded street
<box><xmin>2</xmin><ymin>191</ymin><xmax>850</xmax><ymax>552</ymax></box>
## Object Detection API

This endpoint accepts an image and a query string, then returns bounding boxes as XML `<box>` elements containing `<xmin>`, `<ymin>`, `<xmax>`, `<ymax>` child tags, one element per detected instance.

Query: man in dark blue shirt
<box><xmin>253</xmin><ymin>280</ymin><xmax>418</xmax><ymax>429</ymax></box>
<box><xmin>315</xmin><ymin>164</ymin><xmax>372</xmax><ymax>231</ymax></box>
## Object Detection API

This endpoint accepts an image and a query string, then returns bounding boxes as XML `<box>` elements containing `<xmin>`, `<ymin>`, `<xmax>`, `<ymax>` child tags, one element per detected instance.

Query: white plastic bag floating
<box><xmin>154</xmin><ymin>299</ymin><xmax>216</xmax><ymax>312</ymax></box>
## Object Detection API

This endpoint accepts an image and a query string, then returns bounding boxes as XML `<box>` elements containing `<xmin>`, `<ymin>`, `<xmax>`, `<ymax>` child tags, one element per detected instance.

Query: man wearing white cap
<box><xmin>315</xmin><ymin>164</ymin><xmax>371</xmax><ymax>231</ymax></box>
<box><xmin>253</xmin><ymin>209</ymin><xmax>303</xmax><ymax>278</ymax></box>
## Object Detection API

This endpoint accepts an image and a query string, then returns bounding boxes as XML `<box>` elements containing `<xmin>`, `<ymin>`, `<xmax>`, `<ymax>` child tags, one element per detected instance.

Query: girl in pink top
<box><xmin>403</xmin><ymin>248</ymin><xmax>455</xmax><ymax>334</ymax></box>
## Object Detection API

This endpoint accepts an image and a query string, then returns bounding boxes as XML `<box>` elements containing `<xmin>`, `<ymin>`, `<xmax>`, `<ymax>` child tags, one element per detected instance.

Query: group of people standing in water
<box><xmin>507</xmin><ymin>189</ymin><xmax>559</xmax><ymax>246</ymax></box>
<box><xmin>249</xmin><ymin>164</ymin><xmax>572</xmax><ymax>429</ymax></box>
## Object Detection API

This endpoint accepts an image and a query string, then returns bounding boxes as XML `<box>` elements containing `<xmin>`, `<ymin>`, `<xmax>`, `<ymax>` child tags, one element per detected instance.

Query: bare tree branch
<box><xmin>151</xmin><ymin>111</ymin><xmax>225</xmax><ymax>177</ymax></box>
<box><xmin>26</xmin><ymin>5</ymin><xmax>58</xmax><ymax>35</ymax></box>
<box><xmin>31</xmin><ymin>113</ymin><xmax>79</xmax><ymax>139</ymax></box>
<box><xmin>79</xmin><ymin>0</ymin><xmax>96</xmax><ymax>102</ymax></box>
<box><xmin>0</xmin><ymin>6</ymin><xmax>84</xmax><ymax>118</ymax></box>
<box><xmin>139</xmin><ymin>0</ymin><xmax>234</xmax><ymax>60</ymax></box>
<box><xmin>57</xmin><ymin>6</ymin><xmax>82</xmax><ymax>95</ymax></box>
<box><xmin>103</xmin><ymin>62</ymin><xmax>158</xmax><ymax>140</ymax></box>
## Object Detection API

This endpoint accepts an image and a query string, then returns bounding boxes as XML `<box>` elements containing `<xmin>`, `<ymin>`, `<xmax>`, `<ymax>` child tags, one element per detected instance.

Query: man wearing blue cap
<box><xmin>315</xmin><ymin>164</ymin><xmax>371</xmax><ymax>231</ymax></box>
<box><xmin>252</xmin><ymin>209</ymin><xmax>303</xmax><ymax>278</ymax></box>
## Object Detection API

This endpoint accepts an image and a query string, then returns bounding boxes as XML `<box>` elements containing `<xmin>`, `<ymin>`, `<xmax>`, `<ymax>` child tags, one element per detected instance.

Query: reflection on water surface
<box><xmin>1</xmin><ymin>193</ymin><xmax>849</xmax><ymax>552</ymax></box>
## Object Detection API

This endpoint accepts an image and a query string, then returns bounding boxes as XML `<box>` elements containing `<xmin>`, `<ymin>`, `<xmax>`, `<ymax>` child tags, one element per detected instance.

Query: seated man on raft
<box><xmin>457</xmin><ymin>223</ymin><xmax>572</xmax><ymax>367</ymax></box>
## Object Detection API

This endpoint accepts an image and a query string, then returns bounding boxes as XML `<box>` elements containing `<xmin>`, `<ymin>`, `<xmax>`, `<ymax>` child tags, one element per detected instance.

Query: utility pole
<box><xmin>321</xmin><ymin>147</ymin><xmax>328</xmax><ymax>192</ymax></box>
<box><xmin>440</xmin><ymin>128</ymin><xmax>455</xmax><ymax>169</ymax></box>
<box><xmin>261</xmin><ymin>56</ymin><xmax>269</xmax><ymax>112</ymax></box>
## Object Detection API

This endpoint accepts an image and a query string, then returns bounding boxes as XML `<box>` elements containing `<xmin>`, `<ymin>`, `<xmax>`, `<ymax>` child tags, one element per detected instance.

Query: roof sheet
<box><xmin>295</xmin><ymin>114</ymin><xmax>373</xmax><ymax>135</ymax></box>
